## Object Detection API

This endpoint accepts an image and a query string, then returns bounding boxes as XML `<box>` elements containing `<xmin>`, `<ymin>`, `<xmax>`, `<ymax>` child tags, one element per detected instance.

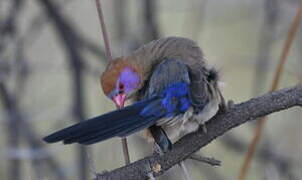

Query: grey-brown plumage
<box><xmin>129</xmin><ymin>37</ymin><xmax>210</xmax><ymax>108</ymax></box>
<box><xmin>43</xmin><ymin>36</ymin><xmax>224</xmax><ymax>180</ymax></box>
<box><xmin>117</xmin><ymin>36</ymin><xmax>224</xmax><ymax>143</ymax></box>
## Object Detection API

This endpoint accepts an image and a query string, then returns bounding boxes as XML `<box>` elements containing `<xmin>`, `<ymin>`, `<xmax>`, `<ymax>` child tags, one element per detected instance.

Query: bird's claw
<box><xmin>144</xmin><ymin>162</ymin><xmax>156</xmax><ymax>180</ymax></box>
<box><xmin>227</xmin><ymin>100</ymin><xmax>234</xmax><ymax>109</ymax></box>
<box><xmin>202</xmin><ymin>124</ymin><xmax>207</xmax><ymax>134</ymax></box>
<box><xmin>153</xmin><ymin>143</ymin><xmax>164</xmax><ymax>155</ymax></box>
<box><xmin>219</xmin><ymin>99</ymin><xmax>234</xmax><ymax>113</ymax></box>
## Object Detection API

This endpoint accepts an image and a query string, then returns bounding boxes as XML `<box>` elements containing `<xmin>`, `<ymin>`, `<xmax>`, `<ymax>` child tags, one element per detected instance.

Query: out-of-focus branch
<box><xmin>94</xmin><ymin>0</ymin><xmax>132</xmax><ymax>165</ymax></box>
<box><xmin>221</xmin><ymin>134</ymin><xmax>299</xmax><ymax>180</ymax></box>
<box><xmin>0</xmin><ymin>82</ymin><xmax>67</xmax><ymax>180</ymax></box>
<box><xmin>95</xmin><ymin>0</ymin><xmax>112</xmax><ymax>61</ymax></box>
<box><xmin>183</xmin><ymin>0</ymin><xmax>208</xmax><ymax>40</ymax></box>
<box><xmin>238</xmin><ymin>1</ymin><xmax>302</xmax><ymax>179</ymax></box>
<box><xmin>0</xmin><ymin>0</ymin><xmax>23</xmax><ymax>37</ymax></box>
<box><xmin>36</xmin><ymin>0</ymin><xmax>91</xmax><ymax>179</ymax></box>
<box><xmin>113</xmin><ymin>0</ymin><xmax>127</xmax><ymax>41</ymax></box>
<box><xmin>0</xmin><ymin>1</ymin><xmax>25</xmax><ymax>179</ymax></box>
<box><xmin>252</xmin><ymin>0</ymin><xmax>279</xmax><ymax>96</ymax></box>
<box><xmin>1</xmin><ymin>82</ymin><xmax>22</xmax><ymax>180</ymax></box>
<box><xmin>142</xmin><ymin>0</ymin><xmax>160</xmax><ymax>41</ymax></box>
<box><xmin>21</xmin><ymin>0</ymin><xmax>105</xmax><ymax>61</ymax></box>
<box><xmin>95</xmin><ymin>85</ymin><xmax>302</xmax><ymax>180</ymax></box>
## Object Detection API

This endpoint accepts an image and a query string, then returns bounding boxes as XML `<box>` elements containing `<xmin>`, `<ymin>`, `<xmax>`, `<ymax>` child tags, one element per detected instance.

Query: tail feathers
<box><xmin>64</xmin><ymin>115</ymin><xmax>156</xmax><ymax>145</ymax></box>
<box><xmin>43</xmin><ymin>98</ymin><xmax>158</xmax><ymax>145</ymax></box>
<box><xmin>80</xmin><ymin>117</ymin><xmax>157</xmax><ymax>145</ymax></box>
<box><xmin>62</xmin><ymin>115</ymin><xmax>138</xmax><ymax>144</ymax></box>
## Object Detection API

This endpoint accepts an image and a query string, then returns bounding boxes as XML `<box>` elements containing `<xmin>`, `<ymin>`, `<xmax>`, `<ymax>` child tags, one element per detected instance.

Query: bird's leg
<box><xmin>227</xmin><ymin>100</ymin><xmax>235</xmax><ymax>109</ymax></box>
<box><xmin>218</xmin><ymin>90</ymin><xmax>234</xmax><ymax>113</ymax></box>
<box><xmin>149</xmin><ymin>125</ymin><xmax>172</xmax><ymax>153</ymax></box>
<box><xmin>153</xmin><ymin>142</ymin><xmax>164</xmax><ymax>155</ymax></box>
<box><xmin>121</xmin><ymin>138</ymin><xmax>130</xmax><ymax>164</ymax></box>
<box><xmin>218</xmin><ymin>90</ymin><xmax>227</xmax><ymax>113</ymax></box>
<box><xmin>197</xmin><ymin>91</ymin><xmax>234</xmax><ymax>134</ymax></box>
<box><xmin>116</xmin><ymin>103</ymin><xmax>131</xmax><ymax>165</ymax></box>
<box><xmin>147</xmin><ymin>173</ymin><xmax>156</xmax><ymax>180</ymax></box>
<box><xmin>149</xmin><ymin>125</ymin><xmax>192</xmax><ymax>180</ymax></box>
<box><xmin>178</xmin><ymin>161</ymin><xmax>192</xmax><ymax>180</ymax></box>
<box><xmin>202</xmin><ymin>124</ymin><xmax>208</xmax><ymax>134</ymax></box>
<box><xmin>144</xmin><ymin>162</ymin><xmax>156</xmax><ymax>180</ymax></box>
<box><xmin>200</xmin><ymin>98</ymin><xmax>234</xmax><ymax>134</ymax></box>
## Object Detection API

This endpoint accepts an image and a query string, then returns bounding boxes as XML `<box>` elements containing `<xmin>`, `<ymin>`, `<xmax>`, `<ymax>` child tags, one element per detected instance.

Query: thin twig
<box><xmin>189</xmin><ymin>154</ymin><xmax>221</xmax><ymax>166</ymax></box>
<box><xmin>36</xmin><ymin>0</ymin><xmax>89</xmax><ymax>179</ymax></box>
<box><xmin>221</xmin><ymin>134</ymin><xmax>299</xmax><ymax>180</ymax></box>
<box><xmin>121</xmin><ymin>137</ymin><xmax>131</xmax><ymax>165</ymax></box>
<box><xmin>94</xmin><ymin>0</ymin><xmax>131</xmax><ymax>165</ymax></box>
<box><xmin>179</xmin><ymin>161</ymin><xmax>192</xmax><ymax>180</ymax></box>
<box><xmin>252</xmin><ymin>0</ymin><xmax>279</xmax><ymax>96</ymax></box>
<box><xmin>94</xmin><ymin>0</ymin><xmax>112</xmax><ymax>60</ymax></box>
<box><xmin>142</xmin><ymin>0</ymin><xmax>160</xmax><ymax>41</ymax></box>
<box><xmin>0</xmin><ymin>82</ymin><xmax>67</xmax><ymax>180</ymax></box>
<box><xmin>237</xmin><ymin>1</ymin><xmax>302</xmax><ymax>180</ymax></box>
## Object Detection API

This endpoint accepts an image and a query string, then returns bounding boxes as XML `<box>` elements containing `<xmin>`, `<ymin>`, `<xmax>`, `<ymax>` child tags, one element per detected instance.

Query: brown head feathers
<box><xmin>100</xmin><ymin>57</ymin><xmax>142</xmax><ymax>97</ymax></box>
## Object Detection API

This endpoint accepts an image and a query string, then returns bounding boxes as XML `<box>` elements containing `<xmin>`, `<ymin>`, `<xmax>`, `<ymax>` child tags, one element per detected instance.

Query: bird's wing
<box><xmin>132</xmin><ymin>37</ymin><xmax>211</xmax><ymax>109</ymax></box>
<box><xmin>142</xmin><ymin>58</ymin><xmax>193</xmax><ymax>151</ymax></box>
<box><xmin>145</xmin><ymin>58</ymin><xmax>191</xmax><ymax>125</ymax></box>
<box><xmin>43</xmin><ymin>59</ymin><xmax>193</xmax><ymax>145</ymax></box>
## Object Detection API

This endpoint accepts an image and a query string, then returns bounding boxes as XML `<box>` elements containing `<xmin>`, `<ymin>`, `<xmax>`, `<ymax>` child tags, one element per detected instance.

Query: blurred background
<box><xmin>1</xmin><ymin>0</ymin><xmax>302</xmax><ymax>179</ymax></box>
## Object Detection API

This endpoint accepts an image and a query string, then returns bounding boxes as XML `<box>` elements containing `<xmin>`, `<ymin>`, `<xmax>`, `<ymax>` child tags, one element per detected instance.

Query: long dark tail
<box><xmin>43</xmin><ymin>98</ymin><xmax>159</xmax><ymax>145</ymax></box>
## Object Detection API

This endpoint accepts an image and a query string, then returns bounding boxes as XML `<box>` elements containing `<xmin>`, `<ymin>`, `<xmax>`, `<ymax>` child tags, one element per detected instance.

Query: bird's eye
<box><xmin>119</xmin><ymin>83</ymin><xmax>124</xmax><ymax>89</ymax></box>
<box><xmin>118</xmin><ymin>83</ymin><xmax>124</xmax><ymax>94</ymax></box>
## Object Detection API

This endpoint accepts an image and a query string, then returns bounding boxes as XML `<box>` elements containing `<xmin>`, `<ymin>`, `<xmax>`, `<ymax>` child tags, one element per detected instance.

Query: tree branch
<box><xmin>36</xmin><ymin>0</ymin><xmax>90</xmax><ymax>179</ymax></box>
<box><xmin>95</xmin><ymin>85</ymin><xmax>302</xmax><ymax>180</ymax></box>
<box><xmin>189</xmin><ymin>154</ymin><xmax>221</xmax><ymax>167</ymax></box>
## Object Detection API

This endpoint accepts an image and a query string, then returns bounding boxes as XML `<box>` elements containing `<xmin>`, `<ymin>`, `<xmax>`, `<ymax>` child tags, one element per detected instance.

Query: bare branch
<box><xmin>221</xmin><ymin>134</ymin><xmax>299</xmax><ymax>180</ymax></box>
<box><xmin>239</xmin><ymin>1</ymin><xmax>302</xmax><ymax>179</ymax></box>
<box><xmin>36</xmin><ymin>0</ymin><xmax>90</xmax><ymax>179</ymax></box>
<box><xmin>94</xmin><ymin>0</ymin><xmax>131</xmax><ymax>166</ymax></box>
<box><xmin>142</xmin><ymin>0</ymin><xmax>160</xmax><ymax>41</ymax></box>
<box><xmin>298</xmin><ymin>97</ymin><xmax>302</xmax><ymax>106</ymax></box>
<box><xmin>94</xmin><ymin>85</ymin><xmax>302</xmax><ymax>180</ymax></box>
<box><xmin>0</xmin><ymin>82</ymin><xmax>67</xmax><ymax>180</ymax></box>
<box><xmin>252</xmin><ymin>0</ymin><xmax>279</xmax><ymax>96</ymax></box>
<box><xmin>95</xmin><ymin>0</ymin><xmax>112</xmax><ymax>61</ymax></box>
<box><xmin>189</xmin><ymin>154</ymin><xmax>221</xmax><ymax>167</ymax></box>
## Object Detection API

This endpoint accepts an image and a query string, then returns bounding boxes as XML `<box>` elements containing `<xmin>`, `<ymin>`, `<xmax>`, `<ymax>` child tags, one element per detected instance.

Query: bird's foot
<box><xmin>147</xmin><ymin>172</ymin><xmax>156</xmax><ymax>180</ymax></box>
<box><xmin>149</xmin><ymin>125</ymin><xmax>172</xmax><ymax>153</ymax></box>
<box><xmin>202</xmin><ymin>124</ymin><xmax>207</xmax><ymax>134</ymax></box>
<box><xmin>192</xmin><ymin>112</ymin><xmax>208</xmax><ymax>134</ymax></box>
<box><xmin>178</xmin><ymin>161</ymin><xmax>192</xmax><ymax>180</ymax></box>
<box><xmin>227</xmin><ymin>100</ymin><xmax>235</xmax><ymax>109</ymax></box>
<box><xmin>219</xmin><ymin>98</ymin><xmax>234</xmax><ymax>113</ymax></box>
<box><xmin>144</xmin><ymin>162</ymin><xmax>156</xmax><ymax>180</ymax></box>
<box><xmin>153</xmin><ymin>143</ymin><xmax>164</xmax><ymax>155</ymax></box>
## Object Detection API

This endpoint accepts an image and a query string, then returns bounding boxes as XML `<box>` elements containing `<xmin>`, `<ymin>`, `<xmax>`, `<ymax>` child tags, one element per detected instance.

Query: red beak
<box><xmin>113</xmin><ymin>94</ymin><xmax>126</xmax><ymax>108</ymax></box>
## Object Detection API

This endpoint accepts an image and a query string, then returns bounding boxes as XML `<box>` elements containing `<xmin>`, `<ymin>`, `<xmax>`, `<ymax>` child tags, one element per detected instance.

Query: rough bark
<box><xmin>95</xmin><ymin>85</ymin><xmax>302</xmax><ymax>180</ymax></box>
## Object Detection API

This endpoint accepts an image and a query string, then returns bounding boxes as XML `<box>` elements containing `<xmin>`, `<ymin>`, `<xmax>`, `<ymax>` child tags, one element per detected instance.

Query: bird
<box><xmin>43</xmin><ymin>36</ymin><xmax>225</xmax><ymax>155</ymax></box>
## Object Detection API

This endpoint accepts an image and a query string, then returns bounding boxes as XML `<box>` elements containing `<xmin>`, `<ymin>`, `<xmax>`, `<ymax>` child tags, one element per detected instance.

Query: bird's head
<box><xmin>100</xmin><ymin>57</ymin><xmax>142</xmax><ymax>108</ymax></box>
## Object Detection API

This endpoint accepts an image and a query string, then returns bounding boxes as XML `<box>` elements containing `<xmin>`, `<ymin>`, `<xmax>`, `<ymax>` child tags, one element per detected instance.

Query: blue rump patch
<box><xmin>139</xmin><ymin>82</ymin><xmax>191</xmax><ymax>119</ymax></box>
<box><xmin>161</xmin><ymin>82</ymin><xmax>191</xmax><ymax>115</ymax></box>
